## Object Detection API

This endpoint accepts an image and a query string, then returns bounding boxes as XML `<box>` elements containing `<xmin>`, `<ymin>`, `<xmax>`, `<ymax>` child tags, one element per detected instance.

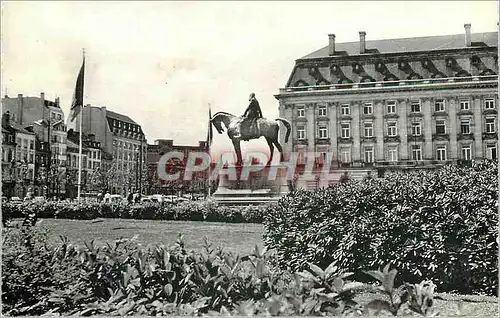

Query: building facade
<box><xmin>66</xmin><ymin>129</ymin><xmax>103</xmax><ymax>196</ymax></box>
<box><xmin>146</xmin><ymin>139</ymin><xmax>209</xmax><ymax>195</ymax></box>
<box><xmin>2</xmin><ymin>93</ymin><xmax>68</xmax><ymax>197</ymax></box>
<box><xmin>275</xmin><ymin>25</ymin><xmax>498</xmax><ymax>185</ymax></box>
<box><xmin>10</xmin><ymin>121</ymin><xmax>36</xmax><ymax>197</ymax></box>
<box><xmin>68</xmin><ymin>105</ymin><xmax>147</xmax><ymax>195</ymax></box>
<box><xmin>2</xmin><ymin>112</ymin><xmax>17</xmax><ymax>197</ymax></box>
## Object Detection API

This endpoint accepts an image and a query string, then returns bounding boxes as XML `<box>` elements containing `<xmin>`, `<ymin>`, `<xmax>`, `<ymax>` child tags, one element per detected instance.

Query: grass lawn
<box><xmin>32</xmin><ymin>218</ymin><xmax>498</xmax><ymax>316</ymax></box>
<box><xmin>35</xmin><ymin>218</ymin><xmax>264</xmax><ymax>255</ymax></box>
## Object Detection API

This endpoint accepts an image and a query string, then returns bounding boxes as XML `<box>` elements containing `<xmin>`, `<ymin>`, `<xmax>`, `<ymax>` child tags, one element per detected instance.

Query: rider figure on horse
<box><xmin>239</xmin><ymin>92</ymin><xmax>263</xmax><ymax>140</ymax></box>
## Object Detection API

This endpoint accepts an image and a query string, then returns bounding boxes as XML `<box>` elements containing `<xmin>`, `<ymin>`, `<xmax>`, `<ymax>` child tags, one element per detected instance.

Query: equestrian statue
<box><xmin>210</xmin><ymin>92</ymin><xmax>291</xmax><ymax>166</ymax></box>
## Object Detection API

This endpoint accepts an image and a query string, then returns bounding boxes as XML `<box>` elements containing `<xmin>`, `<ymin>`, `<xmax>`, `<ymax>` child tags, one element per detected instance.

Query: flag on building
<box><xmin>69</xmin><ymin>57</ymin><xmax>85</xmax><ymax>122</ymax></box>
<box><xmin>207</xmin><ymin>106</ymin><xmax>213</xmax><ymax>147</ymax></box>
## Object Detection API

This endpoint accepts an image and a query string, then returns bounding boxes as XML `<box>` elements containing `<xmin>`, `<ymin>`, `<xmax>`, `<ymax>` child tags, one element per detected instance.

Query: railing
<box><xmin>279</xmin><ymin>75</ymin><xmax>498</xmax><ymax>93</ymax></box>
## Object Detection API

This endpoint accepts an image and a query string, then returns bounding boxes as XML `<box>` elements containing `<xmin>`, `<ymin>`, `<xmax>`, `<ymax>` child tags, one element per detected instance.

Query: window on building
<box><xmin>387</xmin><ymin>122</ymin><xmax>397</xmax><ymax>136</ymax></box>
<box><xmin>341</xmin><ymin>123</ymin><xmax>350</xmax><ymax>138</ymax></box>
<box><xmin>297</xmin><ymin>107</ymin><xmax>305</xmax><ymax>117</ymax></box>
<box><xmin>485</xmin><ymin>98</ymin><xmax>496</xmax><ymax>110</ymax></box>
<box><xmin>435</xmin><ymin>119</ymin><xmax>446</xmax><ymax>134</ymax></box>
<box><xmin>387</xmin><ymin>101</ymin><xmax>397</xmax><ymax>114</ymax></box>
<box><xmin>318</xmin><ymin>125</ymin><xmax>328</xmax><ymax>139</ymax></box>
<box><xmin>486</xmin><ymin>144</ymin><xmax>497</xmax><ymax>160</ymax></box>
<box><xmin>461</xmin><ymin>145</ymin><xmax>472</xmax><ymax>161</ymax></box>
<box><xmin>297</xmin><ymin>126</ymin><xmax>306</xmax><ymax>140</ymax></box>
<box><xmin>412</xmin><ymin>145</ymin><xmax>422</xmax><ymax>161</ymax></box>
<box><xmin>436</xmin><ymin>145</ymin><xmax>447</xmax><ymax>161</ymax></box>
<box><xmin>460</xmin><ymin>119</ymin><xmax>471</xmax><ymax>134</ymax></box>
<box><xmin>363</xmin><ymin>103</ymin><xmax>373</xmax><ymax>115</ymax></box>
<box><xmin>459</xmin><ymin>100</ymin><xmax>470</xmax><ymax>111</ymax></box>
<box><xmin>341</xmin><ymin>104</ymin><xmax>350</xmax><ymax>115</ymax></box>
<box><xmin>434</xmin><ymin>99</ymin><xmax>445</xmax><ymax>112</ymax></box>
<box><xmin>485</xmin><ymin>118</ymin><xmax>496</xmax><ymax>133</ymax></box>
<box><xmin>364</xmin><ymin>146</ymin><xmax>374</xmax><ymax>163</ymax></box>
<box><xmin>318</xmin><ymin>105</ymin><xmax>327</xmax><ymax>117</ymax></box>
<box><xmin>29</xmin><ymin>140</ymin><xmax>34</xmax><ymax>150</ymax></box>
<box><xmin>340</xmin><ymin>148</ymin><xmax>351</xmax><ymax>163</ymax></box>
<box><xmin>411</xmin><ymin>121</ymin><xmax>422</xmax><ymax>136</ymax></box>
<box><xmin>364</xmin><ymin>122</ymin><xmax>373</xmax><ymax>137</ymax></box>
<box><xmin>411</xmin><ymin>101</ymin><xmax>421</xmax><ymax>113</ymax></box>
<box><xmin>388</xmin><ymin>146</ymin><xmax>398</xmax><ymax>162</ymax></box>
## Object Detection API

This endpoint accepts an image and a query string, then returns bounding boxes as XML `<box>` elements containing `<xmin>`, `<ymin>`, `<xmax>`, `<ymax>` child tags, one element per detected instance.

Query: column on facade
<box><xmin>472</xmin><ymin>95</ymin><xmax>484</xmax><ymax>158</ymax></box>
<box><xmin>351</xmin><ymin>101</ymin><xmax>361</xmax><ymax>163</ymax></box>
<box><xmin>328</xmin><ymin>102</ymin><xmax>338</xmax><ymax>163</ymax></box>
<box><xmin>422</xmin><ymin>98</ymin><xmax>433</xmax><ymax>160</ymax></box>
<box><xmin>374</xmin><ymin>100</ymin><xmax>384</xmax><ymax>161</ymax></box>
<box><xmin>448</xmin><ymin>97</ymin><xmax>458</xmax><ymax>160</ymax></box>
<box><xmin>306</xmin><ymin>103</ymin><xmax>315</xmax><ymax>153</ymax></box>
<box><xmin>398</xmin><ymin>99</ymin><xmax>409</xmax><ymax>160</ymax></box>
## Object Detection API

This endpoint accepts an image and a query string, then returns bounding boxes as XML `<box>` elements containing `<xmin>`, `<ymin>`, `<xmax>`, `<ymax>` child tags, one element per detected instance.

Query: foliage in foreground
<box><xmin>1</xmin><ymin>199</ymin><xmax>266</xmax><ymax>224</ymax></box>
<box><xmin>264</xmin><ymin>160</ymin><xmax>498</xmax><ymax>296</ymax></box>
<box><xmin>3</xmin><ymin>222</ymin><xmax>437</xmax><ymax>317</ymax></box>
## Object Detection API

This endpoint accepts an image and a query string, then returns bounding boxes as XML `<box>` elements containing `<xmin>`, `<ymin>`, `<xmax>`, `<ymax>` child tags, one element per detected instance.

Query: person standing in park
<box><xmin>339</xmin><ymin>171</ymin><xmax>350</xmax><ymax>184</ymax></box>
<box><xmin>127</xmin><ymin>190</ymin><xmax>134</xmax><ymax>204</ymax></box>
<box><xmin>104</xmin><ymin>191</ymin><xmax>111</xmax><ymax>203</ymax></box>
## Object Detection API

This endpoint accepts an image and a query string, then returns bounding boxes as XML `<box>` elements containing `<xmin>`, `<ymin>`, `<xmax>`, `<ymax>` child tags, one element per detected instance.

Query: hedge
<box><xmin>2</xmin><ymin>221</ymin><xmax>438</xmax><ymax>316</ymax></box>
<box><xmin>263</xmin><ymin>160</ymin><xmax>498</xmax><ymax>295</ymax></box>
<box><xmin>2</xmin><ymin>200</ymin><xmax>267</xmax><ymax>224</ymax></box>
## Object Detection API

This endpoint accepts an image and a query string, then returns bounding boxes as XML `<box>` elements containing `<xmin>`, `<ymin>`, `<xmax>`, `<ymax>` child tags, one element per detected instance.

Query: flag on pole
<box><xmin>69</xmin><ymin>57</ymin><xmax>85</xmax><ymax>122</ymax></box>
<box><xmin>206</xmin><ymin>106</ymin><xmax>213</xmax><ymax>146</ymax></box>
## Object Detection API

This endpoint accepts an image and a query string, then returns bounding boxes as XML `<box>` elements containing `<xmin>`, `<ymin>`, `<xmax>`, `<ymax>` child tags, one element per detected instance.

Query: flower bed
<box><xmin>2</xmin><ymin>200</ymin><xmax>266</xmax><ymax>224</ymax></box>
<box><xmin>263</xmin><ymin>160</ymin><xmax>498</xmax><ymax>295</ymax></box>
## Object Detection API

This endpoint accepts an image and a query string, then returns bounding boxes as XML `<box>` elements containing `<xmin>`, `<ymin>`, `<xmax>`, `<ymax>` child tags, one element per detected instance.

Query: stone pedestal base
<box><xmin>212</xmin><ymin>165</ymin><xmax>289</xmax><ymax>205</ymax></box>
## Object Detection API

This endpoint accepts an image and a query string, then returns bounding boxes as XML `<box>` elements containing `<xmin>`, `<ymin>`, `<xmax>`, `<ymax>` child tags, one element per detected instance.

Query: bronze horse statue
<box><xmin>210</xmin><ymin>111</ymin><xmax>291</xmax><ymax>165</ymax></box>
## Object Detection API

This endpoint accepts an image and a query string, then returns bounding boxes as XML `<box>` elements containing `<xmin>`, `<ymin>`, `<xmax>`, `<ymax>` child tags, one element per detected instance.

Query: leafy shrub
<box><xmin>264</xmin><ymin>160</ymin><xmax>498</xmax><ymax>295</ymax></box>
<box><xmin>2</xmin><ymin>221</ymin><xmax>439</xmax><ymax>316</ymax></box>
<box><xmin>1</xmin><ymin>200</ymin><xmax>267</xmax><ymax>224</ymax></box>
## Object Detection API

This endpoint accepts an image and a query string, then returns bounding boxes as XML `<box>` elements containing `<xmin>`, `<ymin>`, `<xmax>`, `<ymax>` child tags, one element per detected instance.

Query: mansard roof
<box><xmin>301</xmin><ymin>32</ymin><xmax>498</xmax><ymax>60</ymax></box>
<box><xmin>106</xmin><ymin>110</ymin><xmax>138</xmax><ymax>125</ymax></box>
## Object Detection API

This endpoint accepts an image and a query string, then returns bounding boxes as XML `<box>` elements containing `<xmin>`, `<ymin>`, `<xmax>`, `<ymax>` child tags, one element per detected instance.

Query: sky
<box><xmin>1</xmin><ymin>1</ymin><xmax>498</xmax><ymax>155</ymax></box>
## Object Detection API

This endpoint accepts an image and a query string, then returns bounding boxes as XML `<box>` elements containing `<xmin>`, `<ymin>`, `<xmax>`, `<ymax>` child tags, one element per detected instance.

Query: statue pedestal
<box><xmin>212</xmin><ymin>164</ymin><xmax>289</xmax><ymax>205</ymax></box>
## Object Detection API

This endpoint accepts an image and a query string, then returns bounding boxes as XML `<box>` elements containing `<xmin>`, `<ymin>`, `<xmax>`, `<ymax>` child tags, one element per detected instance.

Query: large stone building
<box><xmin>146</xmin><ymin>139</ymin><xmax>209</xmax><ymax>195</ymax></box>
<box><xmin>68</xmin><ymin>105</ymin><xmax>147</xmax><ymax>194</ymax></box>
<box><xmin>2</xmin><ymin>93</ymin><xmax>68</xmax><ymax>196</ymax></box>
<box><xmin>275</xmin><ymin>24</ymin><xmax>498</xmax><ymax>186</ymax></box>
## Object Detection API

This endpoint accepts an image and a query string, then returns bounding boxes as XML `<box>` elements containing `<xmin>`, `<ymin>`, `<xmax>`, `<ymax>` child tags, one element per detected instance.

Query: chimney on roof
<box><xmin>359</xmin><ymin>31</ymin><xmax>366</xmax><ymax>54</ymax></box>
<box><xmin>40</xmin><ymin>92</ymin><xmax>45</xmax><ymax>101</ymax></box>
<box><xmin>464</xmin><ymin>23</ymin><xmax>471</xmax><ymax>47</ymax></box>
<box><xmin>2</xmin><ymin>111</ymin><xmax>10</xmax><ymax>128</ymax></box>
<box><xmin>17</xmin><ymin>94</ymin><xmax>23</xmax><ymax>124</ymax></box>
<box><xmin>328</xmin><ymin>34</ymin><xmax>336</xmax><ymax>55</ymax></box>
<box><xmin>55</xmin><ymin>97</ymin><xmax>60</xmax><ymax>107</ymax></box>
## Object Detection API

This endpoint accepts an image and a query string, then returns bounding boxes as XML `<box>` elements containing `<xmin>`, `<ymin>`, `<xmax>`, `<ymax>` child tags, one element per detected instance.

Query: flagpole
<box><xmin>207</xmin><ymin>104</ymin><xmax>212</xmax><ymax>198</ymax></box>
<box><xmin>77</xmin><ymin>48</ymin><xmax>85</xmax><ymax>201</ymax></box>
